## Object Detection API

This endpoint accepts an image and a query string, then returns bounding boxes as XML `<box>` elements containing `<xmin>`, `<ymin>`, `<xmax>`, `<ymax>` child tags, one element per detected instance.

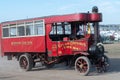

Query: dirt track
<box><xmin>0</xmin><ymin>42</ymin><xmax>120</xmax><ymax>80</ymax></box>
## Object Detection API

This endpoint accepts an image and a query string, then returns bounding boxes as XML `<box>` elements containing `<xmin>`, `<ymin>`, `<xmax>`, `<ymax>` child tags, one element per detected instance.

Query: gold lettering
<box><xmin>11</xmin><ymin>41</ymin><xmax>32</xmax><ymax>46</ymax></box>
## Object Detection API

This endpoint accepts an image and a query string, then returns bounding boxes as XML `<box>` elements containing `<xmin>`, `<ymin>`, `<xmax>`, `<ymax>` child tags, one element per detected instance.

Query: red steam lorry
<box><xmin>0</xmin><ymin>6</ymin><xmax>110</xmax><ymax>76</ymax></box>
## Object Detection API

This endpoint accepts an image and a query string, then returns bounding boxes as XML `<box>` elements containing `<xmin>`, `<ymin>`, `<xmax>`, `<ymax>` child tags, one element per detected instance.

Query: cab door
<box><xmin>46</xmin><ymin>24</ymin><xmax>58</xmax><ymax>57</ymax></box>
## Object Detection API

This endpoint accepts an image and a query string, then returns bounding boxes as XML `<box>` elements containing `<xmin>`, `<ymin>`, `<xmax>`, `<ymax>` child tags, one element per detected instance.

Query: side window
<box><xmin>17</xmin><ymin>26</ymin><xmax>25</xmax><ymax>36</ymax></box>
<box><xmin>65</xmin><ymin>24</ymin><xmax>71</xmax><ymax>34</ymax></box>
<box><xmin>57</xmin><ymin>26</ymin><xmax>63</xmax><ymax>34</ymax></box>
<box><xmin>9</xmin><ymin>24</ymin><xmax>17</xmax><ymax>37</ymax></box>
<box><xmin>10</xmin><ymin>27</ymin><xmax>17</xmax><ymax>37</ymax></box>
<box><xmin>2</xmin><ymin>20</ymin><xmax>44</xmax><ymax>38</ymax></box>
<box><xmin>50</xmin><ymin>23</ymin><xmax>63</xmax><ymax>35</ymax></box>
<box><xmin>50</xmin><ymin>26</ymin><xmax>56</xmax><ymax>35</ymax></box>
<box><xmin>3</xmin><ymin>28</ymin><xmax>9</xmax><ymax>37</ymax></box>
<box><xmin>50</xmin><ymin>22</ymin><xmax>71</xmax><ymax>35</ymax></box>
<box><xmin>26</xmin><ymin>24</ymin><xmax>34</xmax><ymax>36</ymax></box>
<box><xmin>49</xmin><ymin>22</ymin><xmax>72</xmax><ymax>41</ymax></box>
<box><xmin>34</xmin><ymin>21</ymin><xmax>44</xmax><ymax>35</ymax></box>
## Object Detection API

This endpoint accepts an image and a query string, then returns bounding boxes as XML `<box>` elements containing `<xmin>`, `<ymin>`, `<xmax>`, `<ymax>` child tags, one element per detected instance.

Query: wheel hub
<box><xmin>79</xmin><ymin>64</ymin><xmax>83</xmax><ymax>68</ymax></box>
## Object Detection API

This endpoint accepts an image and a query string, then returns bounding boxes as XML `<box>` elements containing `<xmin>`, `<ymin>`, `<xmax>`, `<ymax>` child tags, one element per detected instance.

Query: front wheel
<box><xmin>96</xmin><ymin>55</ymin><xmax>110</xmax><ymax>73</ymax></box>
<box><xmin>19</xmin><ymin>53</ymin><xmax>33</xmax><ymax>71</ymax></box>
<box><xmin>75</xmin><ymin>56</ymin><xmax>91</xmax><ymax>76</ymax></box>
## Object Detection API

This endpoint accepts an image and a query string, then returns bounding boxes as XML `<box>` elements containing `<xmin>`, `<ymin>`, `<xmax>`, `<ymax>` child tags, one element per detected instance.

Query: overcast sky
<box><xmin>0</xmin><ymin>0</ymin><xmax>120</xmax><ymax>24</ymax></box>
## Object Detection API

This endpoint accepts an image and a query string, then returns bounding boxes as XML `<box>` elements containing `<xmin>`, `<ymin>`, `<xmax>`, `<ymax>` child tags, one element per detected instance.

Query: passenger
<box><xmin>77</xmin><ymin>28</ymin><xmax>84</xmax><ymax>35</ymax></box>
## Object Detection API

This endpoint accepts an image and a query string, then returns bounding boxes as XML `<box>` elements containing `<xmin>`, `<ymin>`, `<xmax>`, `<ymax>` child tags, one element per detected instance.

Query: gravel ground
<box><xmin>0</xmin><ymin>42</ymin><xmax>120</xmax><ymax>80</ymax></box>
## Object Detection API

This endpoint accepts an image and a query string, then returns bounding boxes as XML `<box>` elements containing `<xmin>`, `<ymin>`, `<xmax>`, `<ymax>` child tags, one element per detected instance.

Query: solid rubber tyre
<box><xmin>75</xmin><ymin>56</ymin><xmax>91</xmax><ymax>76</ymax></box>
<box><xmin>19</xmin><ymin>53</ymin><xmax>33</xmax><ymax>71</ymax></box>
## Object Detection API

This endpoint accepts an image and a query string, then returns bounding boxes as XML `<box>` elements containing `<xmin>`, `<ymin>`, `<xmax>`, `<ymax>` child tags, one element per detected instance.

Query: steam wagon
<box><xmin>0</xmin><ymin>6</ymin><xmax>110</xmax><ymax>76</ymax></box>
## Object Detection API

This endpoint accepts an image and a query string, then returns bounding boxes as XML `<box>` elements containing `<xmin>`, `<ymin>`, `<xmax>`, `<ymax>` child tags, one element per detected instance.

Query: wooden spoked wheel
<box><xmin>75</xmin><ymin>56</ymin><xmax>91</xmax><ymax>76</ymax></box>
<box><xmin>19</xmin><ymin>53</ymin><xmax>33</xmax><ymax>71</ymax></box>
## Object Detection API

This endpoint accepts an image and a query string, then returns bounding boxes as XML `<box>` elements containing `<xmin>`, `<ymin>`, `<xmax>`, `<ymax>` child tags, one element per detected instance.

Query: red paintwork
<box><xmin>0</xmin><ymin>13</ymin><xmax>102</xmax><ymax>57</ymax></box>
<box><xmin>45</xmin><ymin>13</ymin><xmax>89</xmax><ymax>23</ymax></box>
<box><xmin>2</xmin><ymin>36</ymin><xmax>45</xmax><ymax>53</ymax></box>
<box><xmin>2</xmin><ymin>13</ymin><xmax>102</xmax><ymax>25</ymax></box>
<box><xmin>57</xmin><ymin>39</ymin><xmax>88</xmax><ymax>56</ymax></box>
<box><xmin>90</xmin><ymin>13</ymin><xmax>102</xmax><ymax>22</ymax></box>
<box><xmin>0</xmin><ymin>24</ymin><xmax>2</xmax><ymax>56</ymax></box>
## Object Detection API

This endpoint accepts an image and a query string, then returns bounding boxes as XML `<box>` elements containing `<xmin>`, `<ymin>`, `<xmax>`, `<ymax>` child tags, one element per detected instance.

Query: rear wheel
<box><xmin>19</xmin><ymin>53</ymin><xmax>33</xmax><ymax>71</ymax></box>
<box><xmin>75</xmin><ymin>56</ymin><xmax>91</xmax><ymax>76</ymax></box>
